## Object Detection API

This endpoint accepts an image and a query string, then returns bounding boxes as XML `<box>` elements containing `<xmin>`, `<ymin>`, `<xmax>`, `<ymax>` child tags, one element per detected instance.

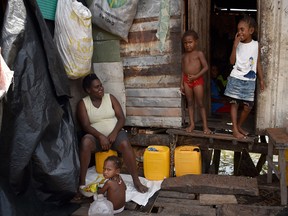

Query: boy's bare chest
<box><xmin>183</xmin><ymin>54</ymin><xmax>200</xmax><ymax>65</ymax></box>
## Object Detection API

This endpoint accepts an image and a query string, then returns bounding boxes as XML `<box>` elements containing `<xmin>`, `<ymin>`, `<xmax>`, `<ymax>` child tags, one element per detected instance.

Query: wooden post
<box><xmin>278</xmin><ymin>149</ymin><xmax>287</xmax><ymax>205</ymax></box>
<box><xmin>211</xmin><ymin>149</ymin><xmax>221</xmax><ymax>174</ymax></box>
<box><xmin>201</xmin><ymin>148</ymin><xmax>212</xmax><ymax>174</ymax></box>
<box><xmin>234</xmin><ymin>151</ymin><xmax>241</xmax><ymax>175</ymax></box>
<box><xmin>256</xmin><ymin>153</ymin><xmax>267</xmax><ymax>174</ymax></box>
<box><xmin>169</xmin><ymin>134</ymin><xmax>178</xmax><ymax>177</ymax></box>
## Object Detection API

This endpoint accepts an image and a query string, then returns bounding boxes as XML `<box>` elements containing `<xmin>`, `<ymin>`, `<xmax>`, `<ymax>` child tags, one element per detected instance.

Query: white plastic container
<box><xmin>88</xmin><ymin>194</ymin><xmax>114</xmax><ymax>216</ymax></box>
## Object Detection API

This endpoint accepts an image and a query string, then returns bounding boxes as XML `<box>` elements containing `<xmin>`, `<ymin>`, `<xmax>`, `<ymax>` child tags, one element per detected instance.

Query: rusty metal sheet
<box><xmin>135</xmin><ymin>0</ymin><xmax>181</xmax><ymax>19</ymax></box>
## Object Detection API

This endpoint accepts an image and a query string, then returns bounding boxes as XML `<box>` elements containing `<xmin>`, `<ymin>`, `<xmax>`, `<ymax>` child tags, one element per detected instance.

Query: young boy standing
<box><xmin>181</xmin><ymin>30</ymin><xmax>211</xmax><ymax>134</ymax></box>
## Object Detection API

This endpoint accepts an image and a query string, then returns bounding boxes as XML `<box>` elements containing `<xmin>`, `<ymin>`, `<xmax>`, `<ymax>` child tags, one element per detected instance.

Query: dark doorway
<box><xmin>209</xmin><ymin>0</ymin><xmax>257</xmax><ymax>132</ymax></box>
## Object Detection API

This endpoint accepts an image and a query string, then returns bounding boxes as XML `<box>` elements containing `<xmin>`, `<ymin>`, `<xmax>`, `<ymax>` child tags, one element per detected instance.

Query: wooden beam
<box><xmin>128</xmin><ymin>129</ymin><xmax>268</xmax><ymax>154</ymax></box>
<box><xmin>236</xmin><ymin>149</ymin><xmax>258</xmax><ymax>177</ymax></box>
<box><xmin>256</xmin><ymin>153</ymin><xmax>267</xmax><ymax>174</ymax></box>
<box><xmin>210</xmin><ymin>149</ymin><xmax>221</xmax><ymax>174</ymax></box>
<box><xmin>128</xmin><ymin>133</ymin><xmax>170</xmax><ymax>147</ymax></box>
<box><xmin>167</xmin><ymin>128</ymin><xmax>267</xmax><ymax>154</ymax></box>
<box><xmin>234</xmin><ymin>151</ymin><xmax>241</xmax><ymax>176</ymax></box>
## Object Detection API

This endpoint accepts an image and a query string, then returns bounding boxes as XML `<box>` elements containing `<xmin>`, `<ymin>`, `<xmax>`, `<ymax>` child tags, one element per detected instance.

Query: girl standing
<box><xmin>224</xmin><ymin>15</ymin><xmax>265</xmax><ymax>138</ymax></box>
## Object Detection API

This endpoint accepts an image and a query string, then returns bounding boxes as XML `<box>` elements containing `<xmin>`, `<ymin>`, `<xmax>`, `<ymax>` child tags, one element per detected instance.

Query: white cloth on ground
<box><xmin>86</xmin><ymin>166</ymin><xmax>163</xmax><ymax>206</ymax></box>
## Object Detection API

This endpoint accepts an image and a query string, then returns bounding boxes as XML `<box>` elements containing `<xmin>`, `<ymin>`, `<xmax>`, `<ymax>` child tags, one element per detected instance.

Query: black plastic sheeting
<box><xmin>0</xmin><ymin>0</ymin><xmax>80</xmax><ymax>215</ymax></box>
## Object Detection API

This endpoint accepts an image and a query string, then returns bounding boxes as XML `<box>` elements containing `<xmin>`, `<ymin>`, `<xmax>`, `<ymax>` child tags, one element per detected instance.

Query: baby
<box><xmin>97</xmin><ymin>155</ymin><xmax>126</xmax><ymax>214</ymax></box>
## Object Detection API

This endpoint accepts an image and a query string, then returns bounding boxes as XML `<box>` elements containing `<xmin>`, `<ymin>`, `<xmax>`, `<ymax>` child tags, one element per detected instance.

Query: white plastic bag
<box><xmin>89</xmin><ymin>0</ymin><xmax>139</xmax><ymax>42</ymax></box>
<box><xmin>88</xmin><ymin>194</ymin><xmax>114</xmax><ymax>216</ymax></box>
<box><xmin>0</xmin><ymin>48</ymin><xmax>14</xmax><ymax>99</ymax></box>
<box><xmin>54</xmin><ymin>0</ymin><xmax>93</xmax><ymax>79</ymax></box>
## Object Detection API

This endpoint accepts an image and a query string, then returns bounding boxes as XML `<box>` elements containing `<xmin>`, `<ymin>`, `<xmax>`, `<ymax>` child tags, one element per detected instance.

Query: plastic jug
<box><xmin>88</xmin><ymin>194</ymin><xmax>114</xmax><ymax>216</ymax></box>
<box><xmin>95</xmin><ymin>150</ymin><xmax>118</xmax><ymax>173</ymax></box>
<box><xmin>143</xmin><ymin>145</ymin><xmax>170</xmax><ymax>180</ymax></box>
<box><xmin>174</xmin><ymin>145</ymin><xmax>202</xmax><ymax>176</ymax></box>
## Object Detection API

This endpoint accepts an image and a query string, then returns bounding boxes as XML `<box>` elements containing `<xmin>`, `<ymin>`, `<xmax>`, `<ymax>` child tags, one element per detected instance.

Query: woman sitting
<box><xmin>75</xmin><ymin>73</ymin><xmax>148</xmax><ymax>200</ymax></box>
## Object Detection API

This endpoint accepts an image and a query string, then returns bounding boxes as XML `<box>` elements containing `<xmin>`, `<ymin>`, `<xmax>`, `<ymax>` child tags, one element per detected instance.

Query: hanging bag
<box><xmin>54</xmin><ymin>0</ymin><xmax>93</xmax><ymax>79</ymax></box>
<box><xmin>89</xmin><ymin>0</ymin><xmax>139</xmax><ymax>41</ymax></box>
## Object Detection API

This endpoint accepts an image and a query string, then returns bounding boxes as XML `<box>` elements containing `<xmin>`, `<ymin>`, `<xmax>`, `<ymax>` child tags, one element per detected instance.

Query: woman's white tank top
<box><xmin>83</xmin><ymin>93</ymin><xmax>117</xmax><ymax>136</ymax></box>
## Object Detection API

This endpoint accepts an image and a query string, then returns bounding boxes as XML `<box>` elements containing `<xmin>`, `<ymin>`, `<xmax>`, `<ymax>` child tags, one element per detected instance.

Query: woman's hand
<box><xmin>108</xmin><ymin>131</ymin><xmax>118</xmax><ymax>144</ymax></box>
<box><xmin>99</xmin><ymin>135</ymin><xmax>111</xmax><ymax>151</ymax></box>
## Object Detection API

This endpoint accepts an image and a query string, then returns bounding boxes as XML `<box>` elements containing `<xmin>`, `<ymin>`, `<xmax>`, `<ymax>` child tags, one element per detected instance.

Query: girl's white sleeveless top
<box><xmin>83</xmin><ymin>93</ymin><xmax>117</xmax><ymax>136</ymax></box>
<box><xmin>230</xmin><ymin>40</ymin><xmax>258</xmax><ymax>81</ymax></box>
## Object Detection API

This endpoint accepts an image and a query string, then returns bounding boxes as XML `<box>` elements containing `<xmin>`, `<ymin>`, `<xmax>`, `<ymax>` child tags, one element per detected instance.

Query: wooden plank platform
<box><xmin>161</xmin><ymin>174</ymin><xmax>259</xmax><ymax>196</ymax></box>
<box><xmin>71</xmin><ymin>181</ymin><xmax>286</xmax><ymax>216</ymax></box>
<box><xmin>166</xmin><ymin>128</ymin><xmax>256</xmax><ymax>143</ymax></box>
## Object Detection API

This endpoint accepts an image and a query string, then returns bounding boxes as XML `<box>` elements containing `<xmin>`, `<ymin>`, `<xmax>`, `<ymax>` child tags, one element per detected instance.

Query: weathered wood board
<box><xmin>218</xmin><ymin>204</ymin><xmax>283</xmax><ymax>216</ymax></box>
<box><xmin>152</xmin><ymin>198</ymin><xmax>216</xmax><ymax>216</ymax></box>
<box><xmin>125</xmin><ymin>88</ymin><xmax>183</xmax><ymax>127</ymax></box>
<box><xmin>128</xmin><ymin>133</ymin><xmax>170</xmax><ymax>147</ymax></box>
<box><xmin>161</xmin><ymin>174</ymin><xmax>259</xmax><ymax>196</ymax></box>
<box><xmin>126</xmin><ymin>116</ymin><xmax>183</xmax><ymax>128</ymax></box>
<box><xmin>199</xmin><ymin>194</ymin><xmax>238</xmax><ymax>205</ymax></box>
<box><xmin>158</xmin><ymin>190</ymin><xmax>196</xmax><ymax>200</ymax></box>
<box><xmin>155</xmin><ymin>197</ymin><xmax>200</xmax><ymax>207</ymax></box>
<box><xmin>121</xmin><ymin>0</ymin><xmax>183</xmax><ymax>128</ymax></box>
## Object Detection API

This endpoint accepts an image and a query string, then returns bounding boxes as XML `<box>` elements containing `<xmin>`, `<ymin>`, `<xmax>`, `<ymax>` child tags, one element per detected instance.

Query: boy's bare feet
<box><xmin>134</xmin><ymin>180</ymin><xmax>148</xmax><ymax>193</ymax></box>
<box><xmin>186</xmin><ymin>124</ymin><xmax>195</xmax><ymax>132</ymax></box>
<box><xmin>203</xmin><ymin>128</ymin><xmax>212</xmax><ymax>134</ymax></box>
<box><xmin>238</xmin><ymin>127</ymin><xmax>249</xmax><ymax>136</ymax></box>
<box><xmin>233</xmin><ymin>130</ymin><xmax>246</xmax><ymax>139</ymax></box>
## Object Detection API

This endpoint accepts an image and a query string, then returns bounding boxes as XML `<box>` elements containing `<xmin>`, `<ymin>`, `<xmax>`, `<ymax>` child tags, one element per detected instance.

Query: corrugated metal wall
<box><xmin>121</xmin><ymin>0</ymin><xmax>183</xmax><ymax>128</ymax></box>
<box><xmin>256</xmin><ymin>0</ymin><xmax>288</xmax><ymax>132</ymax></box>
